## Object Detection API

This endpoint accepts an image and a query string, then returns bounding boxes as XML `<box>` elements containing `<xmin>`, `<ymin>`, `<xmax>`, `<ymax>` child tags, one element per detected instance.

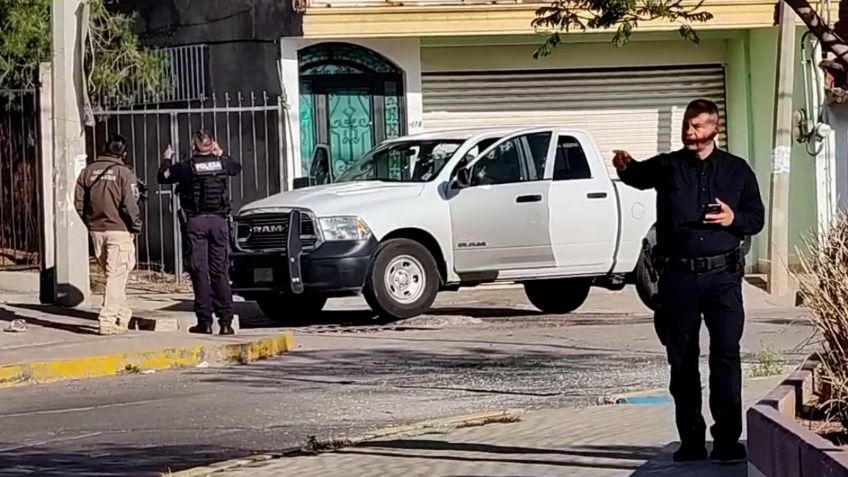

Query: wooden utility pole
<box><xmin>51</xmin><ymin>0</ymin><xmax>90</xmax><ymax>306</ymax></box>
<box><xmin>767</xmin><ymin>2</ymin><xmax>797</xmax><ymax>296</ymax></box>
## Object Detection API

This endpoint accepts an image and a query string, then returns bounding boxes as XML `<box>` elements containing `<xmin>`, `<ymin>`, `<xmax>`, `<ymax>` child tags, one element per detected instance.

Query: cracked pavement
<box><xmin>0</xmin><ymin>285</ymin><xmax>813</xmax><ymax>476</ymax></box>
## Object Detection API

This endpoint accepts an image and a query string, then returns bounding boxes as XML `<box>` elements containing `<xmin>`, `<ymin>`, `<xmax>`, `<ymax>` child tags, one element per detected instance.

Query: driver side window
<box><xmin>471</xmin><ymin>132</ymin><xmax>552</xmax><ymax>186</ymax></box>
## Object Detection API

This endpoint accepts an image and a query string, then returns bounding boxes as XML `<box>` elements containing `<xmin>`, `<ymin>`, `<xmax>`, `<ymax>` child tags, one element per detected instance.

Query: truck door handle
<box><xmin>516</xmin><ymin>194</ymin><xmax>542</xmax><ymax>203</ymax></box>
<box><xmin>587</xmin><ymin>192</ymin><xmax>608</xmax><ymax>199</ymax></box>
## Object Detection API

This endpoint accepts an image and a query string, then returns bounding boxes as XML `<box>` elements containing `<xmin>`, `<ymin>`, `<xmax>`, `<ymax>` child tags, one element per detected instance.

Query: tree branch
<box><xmin>784</xmin><ymin>0</ymin><xmax>848</xmax><ymax>70</ymax></box>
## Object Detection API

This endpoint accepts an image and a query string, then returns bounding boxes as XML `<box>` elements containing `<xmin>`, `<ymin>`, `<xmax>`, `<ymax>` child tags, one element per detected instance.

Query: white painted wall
<box><xmin>278</xmin><ymin>37</ymin><xmax>423</xmax><ymax>188</ymax></box>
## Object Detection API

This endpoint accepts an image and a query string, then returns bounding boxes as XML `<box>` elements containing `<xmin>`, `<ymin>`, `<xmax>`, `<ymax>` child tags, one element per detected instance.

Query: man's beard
<box><xmin>683</xmin><ymin>130</ymin><xmax>718</xmax><ymax>149</ymax></box>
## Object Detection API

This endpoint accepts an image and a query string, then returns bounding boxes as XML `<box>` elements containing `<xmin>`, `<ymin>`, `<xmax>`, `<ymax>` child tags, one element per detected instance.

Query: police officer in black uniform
<box><xmin>157</xmin><ymin>130</ymin><xmax>242</xmax><ymax>335</ymax></box>
<box><xmin>613</xmin><ymin>99</ymin><xmax>765</xmax><ymax>464</ymax></box>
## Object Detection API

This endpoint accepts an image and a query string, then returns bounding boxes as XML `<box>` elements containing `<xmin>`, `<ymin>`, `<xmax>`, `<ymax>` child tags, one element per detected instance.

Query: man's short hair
<box><xmin>105</xmin><ymin>133</ymin><xmax>127</xmax><ymax>157</ymax></box>
<box><xmin>685</xmin><ymin>99</ymin><xmax>720</xmax><ymax>120</ymax></box>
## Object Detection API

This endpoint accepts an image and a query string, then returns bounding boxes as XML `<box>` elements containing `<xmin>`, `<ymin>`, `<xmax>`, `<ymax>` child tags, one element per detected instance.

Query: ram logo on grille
<box><xmin>251</xmin><ymin>224</ymin><xmax>285</xmax><ymax>234</ymax></box>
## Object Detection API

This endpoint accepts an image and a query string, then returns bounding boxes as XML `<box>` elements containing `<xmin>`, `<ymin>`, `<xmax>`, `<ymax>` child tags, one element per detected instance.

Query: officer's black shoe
<box><xmin>188</xmin><ymin>323</ymin><xmax>213</xmax><ymax>335</ymax></box>
<box><xmin>673</xmin><ymin>443</ymin><xmax>708</xmax><ymax>463</ymax></box>
<box><xmin>710</xmin><ymin>442</ymin><xmax>747</xmax><ymax>464</ymax></box>
<box><xmin>219</xmin><ymin>324</ymin><xmax>235</xmax><ymax>336</ymax></box>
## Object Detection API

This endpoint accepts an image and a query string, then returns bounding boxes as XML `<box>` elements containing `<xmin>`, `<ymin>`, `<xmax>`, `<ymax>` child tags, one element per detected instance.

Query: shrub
<box><xmin>798</xmin><ymin>212</ymin><xmax>848</xmax><ymax>428</ymax></box>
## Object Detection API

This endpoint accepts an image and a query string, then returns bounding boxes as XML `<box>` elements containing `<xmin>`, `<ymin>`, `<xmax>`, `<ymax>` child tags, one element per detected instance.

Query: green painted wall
<box><xmin>731</xmin><ymin>27</ymin><xmax>817</xmax><ymax>271</ymax></box>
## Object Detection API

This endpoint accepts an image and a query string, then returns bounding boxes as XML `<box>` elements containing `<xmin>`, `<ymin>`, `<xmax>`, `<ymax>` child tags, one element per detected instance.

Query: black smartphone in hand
<box><xmin>702</xmin><ymin>203</ymin><xmax>722</xmax><ymax>221</ymax></box>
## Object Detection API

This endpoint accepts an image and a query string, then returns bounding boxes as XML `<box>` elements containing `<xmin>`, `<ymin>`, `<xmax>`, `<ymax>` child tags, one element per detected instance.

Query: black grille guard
<box><xmin>287</xmin><ymin>209</ymin><xmax>304</xmax><ymax>294</ymax></box>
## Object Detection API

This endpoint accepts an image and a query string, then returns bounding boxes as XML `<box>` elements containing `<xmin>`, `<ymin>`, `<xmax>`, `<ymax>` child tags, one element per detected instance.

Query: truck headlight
<box><xmin>318</xmin><ymin>216</ymin><xmax>372</xmax><ymax>241</ymax></box>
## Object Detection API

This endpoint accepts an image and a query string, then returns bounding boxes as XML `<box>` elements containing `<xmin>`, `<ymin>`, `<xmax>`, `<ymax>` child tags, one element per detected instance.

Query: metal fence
<box><xmin>0</xmin><ymin>89</ymin><xmax>42</xmax><ymax>271</ymax></box>
<box><xmin>86</xmin><ymin>92</ymin><xmax>287</xmax><ymax>281</ymax></box>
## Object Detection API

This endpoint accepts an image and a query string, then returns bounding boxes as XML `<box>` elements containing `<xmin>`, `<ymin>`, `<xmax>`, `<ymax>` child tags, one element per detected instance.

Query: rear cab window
<box><xmin>553</xmin><ymin>135</ymin><xmax>592</xmax><ymax>181</ymax></box>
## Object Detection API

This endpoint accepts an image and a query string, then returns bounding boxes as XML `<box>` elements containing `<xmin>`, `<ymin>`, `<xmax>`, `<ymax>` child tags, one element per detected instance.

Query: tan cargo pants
<box><xmin>91</xmin><ymin>231</ymin><xmax>136</xmax><ymax>335</ymax></box>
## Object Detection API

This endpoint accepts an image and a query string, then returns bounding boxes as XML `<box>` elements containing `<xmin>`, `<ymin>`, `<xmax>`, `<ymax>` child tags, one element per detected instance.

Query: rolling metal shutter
<box><xmin>422</xmin><ymin>65</ymin><xmax>727</xmax><ymax>175</ymax></box>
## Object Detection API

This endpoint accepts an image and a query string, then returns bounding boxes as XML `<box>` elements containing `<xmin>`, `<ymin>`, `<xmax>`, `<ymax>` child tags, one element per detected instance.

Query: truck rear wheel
<box><xmin>364</xmin><ymin>239</ymin><xmax>440</xmax><ymax>320</ymax></box>
<box><xmin>256</xmin><ymin>294</ymin><xmax>328</xmax><ymax>323</ymax></box>
<box><xmin>524</xmin><ymin>278</ymin><xmax>592</xmax><ymax>314</ymax></box>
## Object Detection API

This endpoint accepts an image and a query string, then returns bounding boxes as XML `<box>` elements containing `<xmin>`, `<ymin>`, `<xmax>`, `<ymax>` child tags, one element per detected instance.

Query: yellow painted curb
<box><xmin>0</xmin><ymin>332</ymin><xmax>295</xmax><ymax>389</ymax></box>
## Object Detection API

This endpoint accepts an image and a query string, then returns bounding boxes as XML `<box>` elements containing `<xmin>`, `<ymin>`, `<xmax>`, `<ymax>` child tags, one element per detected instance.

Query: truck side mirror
<box><xmin>292</xmin><ymin>177</ymin><xmax>310</xmax><ymax>190</ymax></box>
<box><xmin>452</xmin><ymin>168</ymin><xmax>470</xmax><ymax>189</ymax></box>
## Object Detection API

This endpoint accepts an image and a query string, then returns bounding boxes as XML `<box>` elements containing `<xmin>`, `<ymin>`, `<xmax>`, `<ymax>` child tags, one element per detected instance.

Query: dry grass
<box><xmin>797</xmin><ymin>212</ymin><xmax>848</xmax><ymax>428</ymax></box>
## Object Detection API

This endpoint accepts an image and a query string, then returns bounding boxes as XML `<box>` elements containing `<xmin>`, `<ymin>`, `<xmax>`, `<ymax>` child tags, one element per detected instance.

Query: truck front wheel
<box><xmin>524</xmin><ymin>278</ymin><xmax>592</xmax><ymax>314</ymax></box>
<box><xmin>256</xmin><ymin>294</ymin><xmax>328</xmax><ymax>323</ymax></box>
<box><xmin>364</xmin><ymin>239</ymin><xmax>440</xmax><ymax>320</ymax></box>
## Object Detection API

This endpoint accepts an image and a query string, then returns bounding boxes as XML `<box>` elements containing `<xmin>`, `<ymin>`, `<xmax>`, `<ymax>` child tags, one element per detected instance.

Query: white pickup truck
<box><xmin>229</xmin><ymin>127</ymin><xmax>662</xmax><ymax>321</ymax></box>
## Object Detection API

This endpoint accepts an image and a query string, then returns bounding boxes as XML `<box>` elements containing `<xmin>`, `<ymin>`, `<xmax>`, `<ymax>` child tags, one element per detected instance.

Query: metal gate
<box><xmin>86</xmin><ymin>93</ymin><xmax>287</xmax><ymax>280</ymax></box>
<box><xmin>0</xmin><ymin>89</ymin><xmax>42</xmax><ymax>271</ymax></box>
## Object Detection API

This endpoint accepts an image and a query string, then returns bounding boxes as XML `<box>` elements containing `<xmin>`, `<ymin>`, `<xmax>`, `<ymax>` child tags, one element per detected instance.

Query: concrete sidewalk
<box><xmin>201</xmin><ymin>377</ymin><xmax>782</xmax><ymax>477</ymax></box>
<box><xmin>0</xmin><ymin>291</ymin><xmax>294</xmax><ymax>387</ymax></box>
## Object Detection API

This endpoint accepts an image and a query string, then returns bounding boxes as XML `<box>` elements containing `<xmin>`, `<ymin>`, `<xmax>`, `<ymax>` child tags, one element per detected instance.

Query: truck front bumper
<box><xmin>230</xmin><ymin>238</ymin><xmax>378</xmax><ymax>297</ymax></box>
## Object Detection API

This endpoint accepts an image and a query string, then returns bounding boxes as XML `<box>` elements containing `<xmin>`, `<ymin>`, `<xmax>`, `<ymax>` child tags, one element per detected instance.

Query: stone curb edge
<box><xmin>0</xmin><ymin>332</ymin><xmax>295</xmax><ymax>388</ymax></box>
<box><xmin>163</xmin><ymin>408</ymin><xmax>526</xmax><ymax>477</ymax></box>
<box><xmin>597</xmin><ymin>374</ymin><xmax>789</xmax><ymax>405</ymax></box>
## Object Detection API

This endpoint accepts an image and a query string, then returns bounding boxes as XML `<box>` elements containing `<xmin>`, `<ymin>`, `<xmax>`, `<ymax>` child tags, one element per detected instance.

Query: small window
<box><xmin>553</xmin><ymin>136</ymin><xmax>592</xmax><ymax>181</ymax></box>
<box><xmin>471</xmin><ymin>132</ymin><xmax>551</xmax><ymax>186</ymax></box>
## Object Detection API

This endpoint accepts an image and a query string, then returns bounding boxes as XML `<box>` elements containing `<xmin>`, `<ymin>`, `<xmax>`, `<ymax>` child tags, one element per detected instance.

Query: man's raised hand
<box><xmin>612</xmin><ymin>150</ymin><xmax>633</xmax><ymax>171</ymax></box>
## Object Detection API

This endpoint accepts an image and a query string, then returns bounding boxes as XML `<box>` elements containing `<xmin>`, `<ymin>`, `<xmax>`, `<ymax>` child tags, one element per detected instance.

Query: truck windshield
<box><xmin>335</xmin><ymin>140</ymin><xmax>464</xmax><ymax>183</ymax></box>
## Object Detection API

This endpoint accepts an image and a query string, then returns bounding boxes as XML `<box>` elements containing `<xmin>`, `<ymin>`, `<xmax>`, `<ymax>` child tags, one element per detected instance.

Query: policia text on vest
<box><xmin>157</xmin><ymin>130</ymin><xmax>243</xmax><ymax>336</ymax></box>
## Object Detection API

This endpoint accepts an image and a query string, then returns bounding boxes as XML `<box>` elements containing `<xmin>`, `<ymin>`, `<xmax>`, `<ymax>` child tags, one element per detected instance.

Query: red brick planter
<box><xmin>747</xmin><ymin>355</ymin><xmax>848</xmax><ymax>477</ymax></box>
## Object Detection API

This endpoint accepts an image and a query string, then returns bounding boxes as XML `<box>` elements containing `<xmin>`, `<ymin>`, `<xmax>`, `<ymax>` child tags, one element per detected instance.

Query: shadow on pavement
<box><xmin>335</xmin><ymin>442</ymin><xmax>661</xmax><ymax>472</ymax></box>
<box><xmin>0</xmin><ymin>306</ymin><xmax>99</xmax><ymax>335</ymax></box>
<box><xmin>158</xmin><ymin>299</ymin><xmax>382</xmax><ymax>328</ymax></box>
<box><xmin>427</xmin><ymin>307</ymin><xmax>543</xmax><ymax>319</ymax></box>
<box><xmin>359</xmin><ymin>439</ymin><xmax>659</xmax><ymax>461</ymax></box>
<box><xmin>0</xmin><ymin>444</ymin><xmax>243</xmax><ymax>477</ymax></box>
<box><xmin>629</xmin><ymin>442</ymin><xmax>747</xmax><ymax>476</ymax></box>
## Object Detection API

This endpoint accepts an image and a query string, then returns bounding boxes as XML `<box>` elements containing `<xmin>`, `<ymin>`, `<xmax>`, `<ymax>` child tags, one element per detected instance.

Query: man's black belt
<box><xmin>660</xmin><ymin>248</ymin><xmax>741</xmax><ymax>274</ymax></box>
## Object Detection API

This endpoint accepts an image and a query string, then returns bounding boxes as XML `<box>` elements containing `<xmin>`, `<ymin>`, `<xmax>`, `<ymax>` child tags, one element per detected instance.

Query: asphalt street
<box><xmin>0</xmin><ymin>287</ymin><xmax>814</xmax><ymax>476</ymax></box>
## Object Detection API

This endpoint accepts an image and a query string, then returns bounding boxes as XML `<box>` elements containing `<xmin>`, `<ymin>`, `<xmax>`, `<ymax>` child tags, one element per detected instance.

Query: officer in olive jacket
<box><xmin>75</xmin><ymin>133</ymin><xmax>142</xmax><ymax>335</ymax></box>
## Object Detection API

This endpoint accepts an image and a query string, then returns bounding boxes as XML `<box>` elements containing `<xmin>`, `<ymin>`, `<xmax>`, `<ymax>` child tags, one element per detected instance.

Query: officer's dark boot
<box><xmin>189</xmin><ymin>323</ymin><xmax>213</xmax><ymax>335</ymax></box>
<box><xmin>673</xmin><ymin>441</ymin><xmax>708</xmax><ymax>463</ymax></box>
<box><xmin>218</xmin><ymin>322</ymin><xmax>235</xmax><ymax>336</ymax></box>
<box><xmin>710</xmin><ymin>442</ymin><xmax>746</xmax><ymax>464</ymax></box>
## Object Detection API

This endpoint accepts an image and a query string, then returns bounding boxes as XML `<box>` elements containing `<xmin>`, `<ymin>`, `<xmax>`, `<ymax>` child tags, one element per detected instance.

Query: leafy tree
<box><xmin>533</xmin><ymin>0</ymin><xmax>714</xmax><ymax>59</ymax></box>
<box><xmin>0</xmin><ymin>0</ymin><xmax>164</xmax><ymax>103</ymax></box>
<box><xmin>0</xmin><ymin>0</ymin><xmax>51</xmax><ymax>89</ymax></box>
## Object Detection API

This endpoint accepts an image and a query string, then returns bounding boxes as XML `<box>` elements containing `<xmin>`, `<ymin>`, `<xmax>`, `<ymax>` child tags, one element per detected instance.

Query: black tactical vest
<box><xmin>181</xmin><ymin>155</ymin><xmax>230</xmax><ymax>215</ymax></box>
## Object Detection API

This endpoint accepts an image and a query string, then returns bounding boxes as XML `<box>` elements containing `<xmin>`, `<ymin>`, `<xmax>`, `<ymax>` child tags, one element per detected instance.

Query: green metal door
<box><xmin>328</xmin><ymin>88</ymin><xmax>373</xmax><ymax>177</ymax></box>
<box><xmin>298</xmin><ymin>43</ymin><xmax>405</xmax><ymax>180</ymax></box>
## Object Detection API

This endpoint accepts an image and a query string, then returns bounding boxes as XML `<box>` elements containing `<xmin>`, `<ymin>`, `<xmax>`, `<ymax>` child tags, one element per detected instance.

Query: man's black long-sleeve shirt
<box><xmin>618</xmin><ymin>147</ymin><xmax>765</xmax><ymax>259</ymax></box>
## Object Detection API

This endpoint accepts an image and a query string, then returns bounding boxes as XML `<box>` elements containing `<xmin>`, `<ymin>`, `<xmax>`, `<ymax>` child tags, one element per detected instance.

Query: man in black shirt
<box><xmin>613</xmin><ymin>99</ymin><xmax>765</xmax><ymax>464</ymax></box>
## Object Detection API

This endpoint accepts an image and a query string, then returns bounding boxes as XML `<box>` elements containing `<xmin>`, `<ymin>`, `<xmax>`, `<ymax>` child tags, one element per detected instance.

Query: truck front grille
<box><xmin>235</xmin><ymin>212</ymin><xmax>318</xmax><ymax>253</ymax></box>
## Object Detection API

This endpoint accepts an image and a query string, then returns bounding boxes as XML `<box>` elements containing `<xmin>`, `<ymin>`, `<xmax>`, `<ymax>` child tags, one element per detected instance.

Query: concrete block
<box><xmin>0</xmin><ymin>272</ymin><xmax>40</xmax><ymax>294</ymax></box>
<box><xmin>749</xmin><ymin>463</ymin><xmax>768</xmax><ymax>477</ymax></box>
<box><xmin>747</xmin><ymin>406</ymin><xmax>776</xmax><ymax>476</ymax></box>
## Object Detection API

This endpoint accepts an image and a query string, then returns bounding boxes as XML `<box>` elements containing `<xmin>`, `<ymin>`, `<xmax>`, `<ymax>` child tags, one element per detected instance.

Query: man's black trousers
<box><xmin>655</xmin><ymin>265</ymin><xmax>745</xmax><ymax>447</ymax></box>
<box><xmin>185</xmin><ymin>214</ymin><xmax>234</xmax><ymax>325</ymax></box>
